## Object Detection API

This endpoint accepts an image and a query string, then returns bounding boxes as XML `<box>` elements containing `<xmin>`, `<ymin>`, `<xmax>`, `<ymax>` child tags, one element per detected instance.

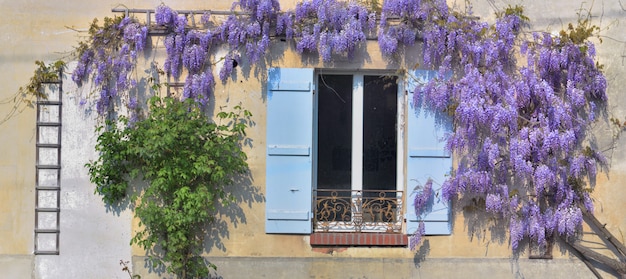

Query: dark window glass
<box><xmin>363</xmin><ymin>75</ymin><xmax>397</xmax><ymax>194</ymax></box>
<box><xmin>317</xmin><ymin>75</ymin><xmax>352</xmax><ymax>192</ymax></box>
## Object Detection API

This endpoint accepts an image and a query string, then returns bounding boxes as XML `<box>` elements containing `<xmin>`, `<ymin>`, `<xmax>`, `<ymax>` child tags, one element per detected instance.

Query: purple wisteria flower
<box><xmin>409</xmin><ymin>221</ymin><xmax>426</xmax><ymax>251</ymax></box>
<box><xmin>155</xmin><ymin>5</ymin><xmax>177</xmax><ymax>26</ymax></box>
<box><xmin>413</xmin><ymin>179</ymin><xmax>433</xmax><ymax>216</ymax></box>
<box><xmin>72</xmin><ymin>16</ymin><xmax>148</xmax><ymax>115</ymax></box>
<box><xmin>128</xmin><ymin>97</ymin><xmax>138</xmax><ymax>110</ymax></box>
<box><xmin>509</xmin><ymin>217</ymin><xmax>525</xmax><ymax>251</ymax></box>
<box><xmin>291</xmin><ymin>0</ymin><xmax>373</xmax><ymax>61</ymax></box>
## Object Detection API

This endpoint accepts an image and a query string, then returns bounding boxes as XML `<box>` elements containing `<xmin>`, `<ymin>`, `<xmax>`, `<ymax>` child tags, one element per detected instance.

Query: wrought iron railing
<box><xmin>313</xmin><ymin>189</ymin><xmax>403</xmax><ymax>233</ymax></box>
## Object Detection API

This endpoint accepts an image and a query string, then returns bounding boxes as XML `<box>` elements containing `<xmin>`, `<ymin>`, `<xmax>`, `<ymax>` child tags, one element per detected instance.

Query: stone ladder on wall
<box><xmin>34</xmin><ymin>73</ymin><xmax>62</xmax><ymax>255</ymax></box>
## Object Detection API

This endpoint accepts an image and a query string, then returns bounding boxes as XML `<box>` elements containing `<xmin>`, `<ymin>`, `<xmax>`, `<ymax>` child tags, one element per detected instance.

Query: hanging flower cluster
<box><xmin>155</xmin><ymin>5</ymin><xmax>215</xmax><ymax>105</ymax></box>
<box><xmin>72</xmin><ymin>16</ymin><xmax>148</xmax><ymax>114</ymax></box>
<box><xmin>378</xmin><ymin>0</ymin><xmax>449</xmax><ymax>56</ymax></box>
<box><xmin>222</xmin><ymin>0</ymin><xmax>279</xmax><ymax>65</ymax></box>
<box><xmin>74</xmin><ymin>0</ymin><xmax>279</xmax><ymax>112</ymax></box>
<box><xmin>410</xmin><ymin>178</ymin><xmax>432</xmax><ymax>250</ymax></box>
<box><xmin>152</xmin><ymin>0</ymin><xmax>280</xmax><ymax>104</ymax></box>
<box><xmin>277</xmin><ymin>0</ymin><xmax>376</xmax><ymax>61</ymax></box>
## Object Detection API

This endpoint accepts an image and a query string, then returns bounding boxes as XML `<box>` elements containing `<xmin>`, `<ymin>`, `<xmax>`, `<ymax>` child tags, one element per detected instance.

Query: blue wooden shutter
<box><xmin>265</xmin><ymin>68</ymin><xmax>314</xmax><ymax>234</ymax></box>
<box><xmin>406</xmin><ymin>70</ymin><xmax>453</xmax><ymax>235</ymax></box>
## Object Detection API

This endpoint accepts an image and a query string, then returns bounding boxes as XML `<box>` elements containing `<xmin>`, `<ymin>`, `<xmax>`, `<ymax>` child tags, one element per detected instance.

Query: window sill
<box><xmin>310</xmin><ymin>232</ymin><xmax>408</xmax><ymax>246</ymax></box>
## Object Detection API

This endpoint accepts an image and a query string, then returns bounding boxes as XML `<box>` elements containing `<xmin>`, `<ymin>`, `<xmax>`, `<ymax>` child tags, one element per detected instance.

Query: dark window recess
<box><xmin>317</xmin><ymin>74</ymin><xmax>353</xmax><ymax>192</ymax></box>
<box><xmin>362</xmin><ymin>75</ymin><xmax>397</xmax><ymax>196</ymax></box>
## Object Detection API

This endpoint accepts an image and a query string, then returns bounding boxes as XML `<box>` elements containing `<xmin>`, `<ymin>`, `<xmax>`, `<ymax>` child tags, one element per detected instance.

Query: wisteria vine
<box><xmin>72</xmin><ymin>16</ymin><xmax>147</xmax><ymax>114</ymax></box>
<box><xmin>71</xmin><ymin>0</ymin><xmax>610</xmax><ymax>253</ymax></box>
<box><xmin>409</xmin><ymin>3</ymin><xmax>607</xmax><ymax>252</ymax></box>
<box><xmin>279</xmin><ymin>0</ymin><xmax>376</xmax><ymax>61</ymax></box>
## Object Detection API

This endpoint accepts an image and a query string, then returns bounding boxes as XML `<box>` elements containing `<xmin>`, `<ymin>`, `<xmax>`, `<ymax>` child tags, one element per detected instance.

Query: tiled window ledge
<box><xmin>310</xmin><ymin>233</ymin><xmax>408</xmax><ymax>246</ymax></box>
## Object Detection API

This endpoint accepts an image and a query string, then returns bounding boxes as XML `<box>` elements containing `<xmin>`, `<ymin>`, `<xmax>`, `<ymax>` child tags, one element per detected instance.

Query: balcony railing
<box><xmin>313</xmin><ymin>189</ymin><xmax>403</xmax><ymax>233</ymax></box>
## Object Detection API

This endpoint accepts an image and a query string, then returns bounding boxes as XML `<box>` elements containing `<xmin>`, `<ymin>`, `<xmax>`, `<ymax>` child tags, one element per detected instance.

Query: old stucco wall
<box><xmin>31</xmin><ymin>65</ymin><xmax>136</xmax><ymax>279</ymax></box>
<box><xmin>0</xmin><ymin>0</ymin><xmax>624</xmax><ymax>278</ymax></box>
<box><xmin>0</xmin><ymin>1</ymin><xmax>233</xmax><ymax>278</ymax></box>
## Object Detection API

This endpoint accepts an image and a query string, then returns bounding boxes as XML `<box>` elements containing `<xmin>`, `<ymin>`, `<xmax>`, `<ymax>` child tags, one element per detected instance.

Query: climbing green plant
<box><xmin>0</xmin><ymin>60</ymin><xmax>64</xmax><ymax>125</ymax></box>
<box><xmin>87</xmin><ymin>96</ymin><xmax>251</xmax><ymax>278</ymax></box>
<box><xmin>21</xmin><ymin>60</ymin><xmax>66</xmax><ymax>101</ymax></box>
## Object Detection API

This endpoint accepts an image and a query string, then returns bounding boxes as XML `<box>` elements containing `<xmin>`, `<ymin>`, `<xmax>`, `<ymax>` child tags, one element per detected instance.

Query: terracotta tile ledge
<box><xmin>310</xmin><ymin>232</ymin><xmax>408</xmax><ymax>246</ymax></box>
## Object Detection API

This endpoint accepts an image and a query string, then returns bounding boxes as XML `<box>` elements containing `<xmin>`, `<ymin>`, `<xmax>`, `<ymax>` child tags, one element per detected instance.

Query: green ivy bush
<box><xmin>87</xmin><ymin>96</ymin><xmax>251</xmax><ymax>278</ymax></box>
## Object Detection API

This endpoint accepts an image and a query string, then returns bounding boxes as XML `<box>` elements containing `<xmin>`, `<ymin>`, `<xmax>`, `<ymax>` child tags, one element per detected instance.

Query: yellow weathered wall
<box><xmin>1</xmin><ymin>0</ymin><xmax>625</xmax><ymax>278</ymax></box>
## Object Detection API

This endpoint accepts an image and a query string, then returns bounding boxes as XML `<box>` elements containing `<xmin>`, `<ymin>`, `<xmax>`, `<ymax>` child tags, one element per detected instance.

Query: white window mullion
<box><xmin>352</xmin><ymin>74</ymin><xmax>364</xmax><ymax>231</ymax></box>
<box><xmin>352</xmin><ymin>74</ymin><xmax>364</xmax><ymax>192</ymax></box>
<box><xmin>398</xmin><ymin>80</ymin><xmax>407</xmax><ymax>233</ymax></box>
<box><xmin>397</xmin><ymin>81</ymin><xmax>405</xmax><ymax>189</ymax></box>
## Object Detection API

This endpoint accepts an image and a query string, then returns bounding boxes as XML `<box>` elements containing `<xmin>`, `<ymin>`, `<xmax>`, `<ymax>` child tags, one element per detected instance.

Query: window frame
<box><xmin>312</xmin><ymin>71</ymin><xmax>406</xmax><ymax>233</ymax></box>
<box><xmin>313</xmin><ymin>71</ymin><xmax>406</xmax><ymax>194</ymax></box>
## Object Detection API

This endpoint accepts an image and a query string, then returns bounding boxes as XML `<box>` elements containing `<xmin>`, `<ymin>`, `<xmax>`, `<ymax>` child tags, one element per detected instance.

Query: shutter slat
<box><xmin>268</xmin><ymin>81</ymin><xmax>311</xmax><ymax>91</ymax></box>
<box><xmin>267</xmin><ymin>145</ymin><xmax>310</xmax><ymax>156</ymax></box>
<box><xmin>267</xmin><ymin>210</ymin><xmax>310</xmax><ymax>220</ymax></box>
<box><xmin>408</xmin><ymin>148</ymin><xmax>450</xmax><ymax>158</ymax></box>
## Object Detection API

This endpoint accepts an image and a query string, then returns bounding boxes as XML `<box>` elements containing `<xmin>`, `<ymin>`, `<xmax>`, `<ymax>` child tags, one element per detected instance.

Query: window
<box><xmin>315</xmin><ymin>73</ymin><xmax>402</xmax><ymax>232</ymax></box>
<box><xmin>265</xmin><ymin>68</ymin><xmax>451</xmax><ymax>236</ymax></box>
